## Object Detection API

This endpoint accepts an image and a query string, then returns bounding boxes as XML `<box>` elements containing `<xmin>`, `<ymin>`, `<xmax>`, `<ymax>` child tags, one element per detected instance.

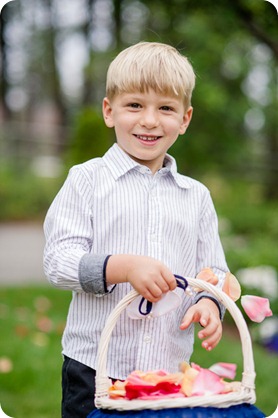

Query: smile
<box><xmin>135</xmin><ymin>135</ymin><xmax>161</xmax><ymax>141</ymax></box>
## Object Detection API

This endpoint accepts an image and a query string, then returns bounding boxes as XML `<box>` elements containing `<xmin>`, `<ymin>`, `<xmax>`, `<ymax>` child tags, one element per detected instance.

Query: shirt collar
<box><xmin>163</xmin><ymin>154</ymin><xmax>192</xmax><ymax>189</ymax></box>
<box><xmin>102</xmin><ymin>143</ymin><xmax>142</xmax><ymax>178</ymax></box>
<box><xmin>102</xmin><ymin>143</ymin><xmax>192</xmax><ymax>189</ymax></box>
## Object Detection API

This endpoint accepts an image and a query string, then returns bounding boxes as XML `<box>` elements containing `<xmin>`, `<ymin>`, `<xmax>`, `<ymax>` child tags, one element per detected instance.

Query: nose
<box><xmin>140</xmin><ymin>108</ymin><xmax>159</xmax><ymax>129</ymax></box>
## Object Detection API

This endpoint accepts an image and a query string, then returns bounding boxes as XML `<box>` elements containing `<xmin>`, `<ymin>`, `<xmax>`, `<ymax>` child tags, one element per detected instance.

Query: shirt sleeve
<box><xmin>43</xmin><ymin>166</ymin><xmax>109</xmax><ymax>295</ymax></box>
<box><xmin>193</xmin><ymin>190</ymin><xmax>229</xmax><ymax>319</ymax></box>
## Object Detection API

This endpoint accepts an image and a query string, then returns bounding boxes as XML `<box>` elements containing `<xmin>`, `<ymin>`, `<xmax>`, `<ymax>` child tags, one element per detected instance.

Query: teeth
<box><xmin>137</xmin><ymin>135</ymin><xmax>159</xmax><ymax>141</ymax></box>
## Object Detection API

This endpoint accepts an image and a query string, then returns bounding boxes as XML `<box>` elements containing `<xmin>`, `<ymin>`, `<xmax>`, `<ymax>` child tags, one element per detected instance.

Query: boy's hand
<box><xmin>106</xmin><ymin>254</ymin><xmax>177</xmax><ymax>302</ymax></box>
<box><xmin>180</xmin><ymin>298</ymin><xmax>222</xmax><ymax>350</ymax></box>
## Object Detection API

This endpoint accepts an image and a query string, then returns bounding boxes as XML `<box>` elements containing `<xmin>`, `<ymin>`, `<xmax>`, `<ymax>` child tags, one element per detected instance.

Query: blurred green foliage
<box><xmin>0</xmin><ymin>162</ymin><xmax>64</xmax><ymax>221</ymax></box>
<box><xmin>1</xmin><ymin>0</ymin><xmax>277</xmax><ymax>197</ymax></box>
<box><xmin>65</xmin><ymin>107</ymin><xmax>114</xmax><ymax>169</ymax></box>
<box><xmin>201</xmin><ymin>175</ymin><xmax>278</xmax><ymax>273</ymax></box>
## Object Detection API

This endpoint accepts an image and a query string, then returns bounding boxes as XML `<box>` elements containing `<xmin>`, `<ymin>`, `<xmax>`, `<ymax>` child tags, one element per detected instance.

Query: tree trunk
<box><xmin>0</xmin><ymin>4</ymin><xmax>12</xmax><ymax>119</ymax></box>
<box><xmin>44</xmin><ymin>0</ymin><xmax>67</xmax><ymax>126</ymax></box>
<box><xmin>113</xmin><ymin>0</ymin><xmax>122</xmax><ymax>50</ymax></box>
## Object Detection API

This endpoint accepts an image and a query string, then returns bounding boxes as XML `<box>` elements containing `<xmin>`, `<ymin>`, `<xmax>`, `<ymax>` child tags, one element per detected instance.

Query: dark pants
<box><xmin>62</xmin><ymin>356</ymin><xmax>97</xmax><ymax>418</ymax></box>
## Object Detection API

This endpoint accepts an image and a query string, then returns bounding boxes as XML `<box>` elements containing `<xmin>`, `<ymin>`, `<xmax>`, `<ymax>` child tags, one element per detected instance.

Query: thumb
<box><xmin>180</xmin><ymin>307</ymin><xmax>200</xmax><ymax>330</ymax></box>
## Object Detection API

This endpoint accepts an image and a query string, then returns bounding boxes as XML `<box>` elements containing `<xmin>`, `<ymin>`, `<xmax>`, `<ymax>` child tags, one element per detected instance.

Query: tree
<box><xmin>1</xmin><ymin>0</ymin><xmax>277</xmax><ymax>198</ymax></box>
<box><xmin>0</xmin><ymin>2</ymin><xmax>17</xmax><ymax>119</ymax></box>
<box><xmin>137</xmin><ymin>0</ymin><xmax>278</xmax><ymax>198</ymax></box>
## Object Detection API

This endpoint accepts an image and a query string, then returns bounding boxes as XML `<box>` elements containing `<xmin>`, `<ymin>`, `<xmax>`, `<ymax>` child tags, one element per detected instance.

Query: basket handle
<box><xmin>95</xmin><ymin>277</ymin><xmax>256</xmax><ymax>397</ymax></box>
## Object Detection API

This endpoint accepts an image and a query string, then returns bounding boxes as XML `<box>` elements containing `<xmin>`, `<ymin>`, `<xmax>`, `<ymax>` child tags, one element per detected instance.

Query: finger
<box><xmin>154</xmin><ymin>276</ymin><xmax>172</xmax><ymax>293</ymax></box>
<box><xmin>198</xmin><ymin>318</ymin><xmax>218</xmax><ymax>339</ymax></box>
<box><xmin>201</xmin><ymin>332</ymin><xmax>222</xmax><ymax>351</ymax></box>
<box><xmin>142</xmin><ymin>289</ymin><xmax>162</xmax><ymax>303</ymax></box>
<box><xmin>146</xmin><ymin>282</ymin><xmax>164</xmax><ymax>301</ymax></box>
<box><xmin>180</xmin><ymin>312</ymin><xmax>194</xmax><ymax>330</ymax></box>
<box><xmin>200</xmin><ymin>325</ymin><xmax>222</xmax><ymax>351</ymax></box>
<box><xmin>198</xmin><ymin>311</ymin><xmax>210</xmax><ymax>328</ymax></box>
<box><xmin>161</xmin><ymin>268</ymin><xmax>177</xmax><ymax>291</ymax></box>
<box><xmin>180</xmin><ymin>308</ymin><xmax>201</xmax><ymax>330</ymax></box>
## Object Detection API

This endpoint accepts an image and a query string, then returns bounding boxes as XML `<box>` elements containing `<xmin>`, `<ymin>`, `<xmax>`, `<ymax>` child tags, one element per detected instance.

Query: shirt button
<box><xmin>143</xmin><ymin>335</ymin><xmax>151</xmax><ymax>343</ymax></box>
<box><xmin>139</xmin><ymin>167</ymin><xmax>149</xmax><ymax>174</ymax></box>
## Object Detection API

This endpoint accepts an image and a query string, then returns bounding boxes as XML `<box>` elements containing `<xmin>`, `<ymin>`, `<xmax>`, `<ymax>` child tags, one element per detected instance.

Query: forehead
<box><xmin>113</xmin><ymin>90</ymin><xmax>184</xmax><ymax>105</ymax></box>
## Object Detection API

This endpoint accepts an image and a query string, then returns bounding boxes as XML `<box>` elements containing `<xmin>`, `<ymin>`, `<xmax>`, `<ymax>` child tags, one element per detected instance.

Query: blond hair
<box><xmin>106</xmin><ymin>42</ymin><xmax>196</xmax><ymax>110</ymax></box>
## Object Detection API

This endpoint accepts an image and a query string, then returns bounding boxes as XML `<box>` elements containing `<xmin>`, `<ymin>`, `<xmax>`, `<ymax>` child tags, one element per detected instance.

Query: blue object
<box><xmin>138</xmin><ymin>275</ymin><xmax>188</xmax><ymax>316</ymax></box>
<box><xmin>88</xmin><ymin>403</ymin><xmax>265</xmax><ymax>418</ymax></box>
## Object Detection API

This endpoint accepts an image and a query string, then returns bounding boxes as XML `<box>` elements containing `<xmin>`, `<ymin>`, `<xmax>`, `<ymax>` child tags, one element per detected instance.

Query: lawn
<box><xmin>0</xmin><ymin>286</ymin><xmax>277</xmax><ymax>418</ymax></box>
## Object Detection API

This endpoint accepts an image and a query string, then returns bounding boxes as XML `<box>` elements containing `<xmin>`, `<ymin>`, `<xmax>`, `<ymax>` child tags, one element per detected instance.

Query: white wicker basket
<box><xmin>95</xmin><ymin>278</ymin><xmax>256</xmax><ymax>410</ymax></box>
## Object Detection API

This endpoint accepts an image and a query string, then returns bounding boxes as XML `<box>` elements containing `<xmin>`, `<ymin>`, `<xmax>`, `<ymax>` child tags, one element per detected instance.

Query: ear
<box><xmin>179</xmin><ymin>106</ymin><xmax>193</xmax><ymax>135</ymax></box>
<box><xmin>102</xmin><ymin>97</ymin><xmax>114</xmax><ymax>128</ymax></box>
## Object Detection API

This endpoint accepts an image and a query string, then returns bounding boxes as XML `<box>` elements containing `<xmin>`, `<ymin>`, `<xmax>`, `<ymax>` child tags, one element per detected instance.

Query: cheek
<box><xmin>117</xmin><ymin>115</ymin><xmax>136</xmax><ymax>131</ymax></box>
<box><xmin>167</xmin><ymin>119</ymin><xmax>186</xmax><ymax>136</ymax></box>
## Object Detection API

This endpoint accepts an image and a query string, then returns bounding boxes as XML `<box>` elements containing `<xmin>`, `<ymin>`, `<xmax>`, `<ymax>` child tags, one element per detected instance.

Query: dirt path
<box><xmin>0</xmin><ymin>222</ymin><xmax>46</xmax><ymax>285</ymax></box>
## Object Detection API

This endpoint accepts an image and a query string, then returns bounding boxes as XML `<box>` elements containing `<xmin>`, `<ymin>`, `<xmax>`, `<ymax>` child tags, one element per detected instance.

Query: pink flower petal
<box><xmin>191</xmin><ymin>362</ymin><xmax>201</xmax><ymax>372</ymax></box>
<box><xmin>191</xmin><ymin>368</ymin><xmax>225</xmax><ymax>396</ymax></box>
<box><xmin>209</xmin><ymin>362</ymin><xmax>237</xmax><ymax>380</ymax></box>
<box><xmin>127</xmin><ymin>374</ymin><xmax>155</xmax><ymax>387</ymax></box>
<box><xmin>241</xmin><ymin>295</ymin><xmax>273</xmax><ymax>323</ymax></box>
<box><xmin>140</xmin><ymin>392</ymin><xmax>184</xmax><ymax>400</ymax></box>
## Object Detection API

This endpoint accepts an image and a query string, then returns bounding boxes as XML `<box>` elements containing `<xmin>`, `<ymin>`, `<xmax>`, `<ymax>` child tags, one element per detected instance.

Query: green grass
<box><xmin>0</xmin><ymin>286</ymin><xmax>277</xmax><ymax>418</ymax></box>
<box><xmin>0</xmin><ymin>286</ymin><xmax>71</xmax><ymax>418</ymax></box>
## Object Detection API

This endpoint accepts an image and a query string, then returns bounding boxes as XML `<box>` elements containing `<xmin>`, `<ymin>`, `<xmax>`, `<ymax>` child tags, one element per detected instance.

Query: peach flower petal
<box><xmin>181</xmin><ymin>366</ymin><xmax>199</xmax><ymax>396</ymax></box>
<box><xmin>194</xmin><ymin>268</ymin><xmax>218</xmax><ymax>292</ymax></box>
<box><xmin>222</xmin><ymin>272</ymin><xmax>241</xmax><ymax>301</ymax></box>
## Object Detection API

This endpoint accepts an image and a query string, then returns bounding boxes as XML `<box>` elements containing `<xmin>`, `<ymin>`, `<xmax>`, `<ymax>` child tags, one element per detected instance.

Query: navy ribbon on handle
<box><xmin>138</xmin><ymin>274</ymin><xmax>188</xmax><ymax>316</ymax></box>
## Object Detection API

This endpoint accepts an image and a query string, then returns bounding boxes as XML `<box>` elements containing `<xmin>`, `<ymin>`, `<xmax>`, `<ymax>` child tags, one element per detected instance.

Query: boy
<box><xmin>43</xmin><ymin>42</ymin><xmax>229</xmax><ymax>418</ymax></box>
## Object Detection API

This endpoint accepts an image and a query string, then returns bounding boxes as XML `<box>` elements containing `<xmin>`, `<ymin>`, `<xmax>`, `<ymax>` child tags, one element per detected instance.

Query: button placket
<box><xmin>135</xmin><ymin>316</ymin><xmax>156</xmax><ymax>371</ymax></box>
<box><xmin>147</xmin><ymin>179</ymin><xmax>161</xmax><ymax>257</ymax></box>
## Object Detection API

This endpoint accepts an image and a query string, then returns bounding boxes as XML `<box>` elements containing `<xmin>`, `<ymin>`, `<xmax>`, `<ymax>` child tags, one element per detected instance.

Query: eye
<box><xmin>160</xmin><ymin>105</ymin><xmax>173</xmax><ymax>112</ymax></box>
<box><xmin>128</xmin><ymin>102</ymin><xmax>141</xmax><ymax>109</ymax></box>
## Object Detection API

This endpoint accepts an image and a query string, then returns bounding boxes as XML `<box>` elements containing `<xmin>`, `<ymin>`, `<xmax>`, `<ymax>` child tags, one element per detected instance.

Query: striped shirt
<box><xmin>43</xmin><ymin>143</ymin><xmax>228</xmax><ymax>379</ymax></box>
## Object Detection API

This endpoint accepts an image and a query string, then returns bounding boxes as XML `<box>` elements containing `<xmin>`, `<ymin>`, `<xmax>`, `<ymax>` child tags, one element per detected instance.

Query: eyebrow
<box><xmin>122</xmin><ymin>93</ymin><xmax>181</xmax><ymax>104</ymax></box>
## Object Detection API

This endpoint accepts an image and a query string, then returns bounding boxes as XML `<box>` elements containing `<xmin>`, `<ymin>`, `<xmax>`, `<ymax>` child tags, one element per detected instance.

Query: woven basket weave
<box><xmin>95</xmin><ymin>277</ymin><xmax>256</xmax><ymax>410</ymax></box>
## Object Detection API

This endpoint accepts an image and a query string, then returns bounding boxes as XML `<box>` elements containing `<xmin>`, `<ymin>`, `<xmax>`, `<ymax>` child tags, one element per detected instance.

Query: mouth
<box><xmin>134</xmin><ymin>134</ymin><xmax>162</xmax><ymax>143</ymax></box>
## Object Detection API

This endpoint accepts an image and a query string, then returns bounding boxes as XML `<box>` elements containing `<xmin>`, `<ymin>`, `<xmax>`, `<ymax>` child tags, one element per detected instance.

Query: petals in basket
<box><xmin>125</xmin><ymin>381</ymin><xmax>182</xmax><ymax>400</ymax></box>
<box><xmin>180</xmin><ymin>366</ymin><xmax>199</xmax><ymax>396</ymax></box>
<box><xmin>241</xmin><ymin>295</ymin><xmax>273</xmax><ymax>323</ymax></box>
<box><xmin>191</xmin><ymin>368</ymin><xmax>225</xmax><ymax>396</ymax></box>
<box><xmin>108</xmin><ymin>380</ymin><xmax>126</xmax><ymax>399</ymax></box>
<box><xmin>209</xmin><ymin>362</ymin><xmax>237</xmax><ymax>380</ymax></box>
<box><xmin>132</xmin><ymin>370</ymin><xmax>183</xmax><ymax>385</ymax></box>
<box><xmin>139</xmin><ymin>392</ymin><xmax>185</xmax><ymax>400</ymax></box>
<box><xmin>108</xmin><ymin>363</ymin><xmax>240</xmax><ymax>402</ymax></box>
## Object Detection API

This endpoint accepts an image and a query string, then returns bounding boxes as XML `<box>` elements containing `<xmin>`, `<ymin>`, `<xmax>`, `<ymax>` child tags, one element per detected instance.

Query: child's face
<box><xmin>103</xmin><ymin>89</ymin><xmax>192</xmax><ymax>173</ymax></box>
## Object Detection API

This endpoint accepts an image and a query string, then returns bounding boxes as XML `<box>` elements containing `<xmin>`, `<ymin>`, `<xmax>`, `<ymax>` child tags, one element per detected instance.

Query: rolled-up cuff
<box><xmin>79</xmin><ymin>253</ymin><xmax>110</xmax><ymax>294</ymax></box>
